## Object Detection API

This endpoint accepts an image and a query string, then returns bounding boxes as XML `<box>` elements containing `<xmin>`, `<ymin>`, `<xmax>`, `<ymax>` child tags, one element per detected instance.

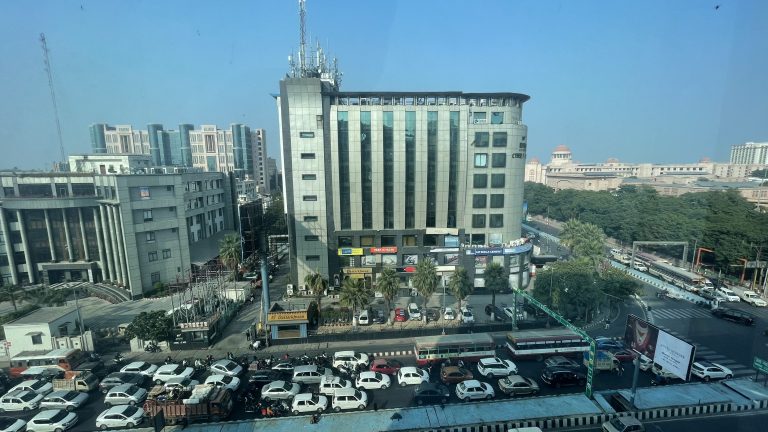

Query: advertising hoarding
<box><xmin>624</xmin><ymin>314</ymin><xmax>695</xmax><ymax>380</ymax></box>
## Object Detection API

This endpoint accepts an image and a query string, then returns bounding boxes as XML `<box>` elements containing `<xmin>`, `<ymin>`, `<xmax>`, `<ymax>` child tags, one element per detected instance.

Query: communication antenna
<box><xmin>299</xmin><ymin>0</ymin><xmax>307</xmax><ymax>75</ymax></box>
<box><xmin>40</xmin><ymin>33</ymin><xmax>66</xmax><ymax>163</ymax></box>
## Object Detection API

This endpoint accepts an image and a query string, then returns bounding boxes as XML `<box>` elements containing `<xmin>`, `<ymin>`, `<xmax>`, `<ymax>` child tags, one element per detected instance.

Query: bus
<box><xmin>414</xmin><ymin>333</ymin><xmax>496</xmax><ymax>366</ymax></box>
<box><xmin>8</xmin><ymin>348</ymin><xmax>85</xmax><ymax>378</ymax></box>
<box><xmin>647</xmin><ymin>261</ymin><xmax>712</xmax><ymax>293</ymax></box>
<box><xmin>505</xmin><ymin>328</ymin><xmax>589</xmax><ymax>360</ymax></box>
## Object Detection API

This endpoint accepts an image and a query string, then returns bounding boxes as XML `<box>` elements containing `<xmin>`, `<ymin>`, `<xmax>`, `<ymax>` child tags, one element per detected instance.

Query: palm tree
<box><xmin>219</xmin><ymin>234</ymin><xmax>242</xmax><ymax>279</ymax></box>
<box><xmin>412</xmin><ymin>259</ymin><xmax>438</xmax><ymax>312</ymax></box>
<box><xmin>339</xmin><ymin>278</ymin><xmax>370</xmax><ymax>327</ymax></box>
<box><xmin>376</xmin><ymin>267</ymin><xmax>400</xmax><ymax>325</ymax></box>
<box><xmin>484</xmin><ymin>262</ymin><xmax>507</xmax><ymax>320</ymax></box>
<box><xmin>448</xmin><ymin>267</ymin><xmax>473</xmax><ymax>312</ymax></box>
<box><xmin>304</xmin><ymin>271</ymin><xmax>328</xmax><ymax>320</ymax></box>
<box><xmin>0</xmin><ymin>282</ymin><xmax>20</xmax><ymax>312</ymax></box>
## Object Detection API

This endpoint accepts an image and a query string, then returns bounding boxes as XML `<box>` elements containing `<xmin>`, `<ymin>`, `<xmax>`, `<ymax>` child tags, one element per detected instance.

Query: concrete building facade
<box><xmin>730</xmin><ymin>142</ymin><xmax>768</xmax><ymax>165</ymax></box>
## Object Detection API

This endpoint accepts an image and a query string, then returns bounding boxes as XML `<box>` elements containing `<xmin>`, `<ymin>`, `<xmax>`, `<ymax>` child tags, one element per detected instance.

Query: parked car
<box><xmin>484</xmin><ymin>304</ymin><xmax>507</xmax><ymax>322</ymax></box>
<box><xmin>358</xmin><ymin>309</ymin><xmax>371</xmax><ymax>326</ymax></box>
<box><xmin>443</xmin><ymin>307</ymin><xmax>456</xmax><ymax>320</ymax></box>
<box><xmin>260</xmin><ymin>380</ymin><xmax>300</xmax><ymax>401</ymax></box>
<box><xmin>0</xmin><ymin>417</ymin><xmax>26</xmax><ymax>432</ymax></box>
<box><xmin>502</xmin><ymin>306</ymin><xmax>524</xmax><ymax>321</ymax></box>
<box><xmin>9</xmin><ymin>380</ymin><xmax>53</xmax><ymax>396</ymax></box>
<box><xmin>355</xmin><ymin>372</ymin><xmax>391</xmax><ymax>390</ymax></box>
<box><xmin>540</xmin><ymin>367</ymin><xmax>586</xmax><ymax>388</ymax></box>
<box><xmin>460</xmin><ymin>307</ymin><xmax>475</xmax><ymax>323</ymax></box>
<box><xmin>498</xmin><ymin>375</ymin><xmax>540</xmax><ymax>397</ymax></box>
<box><xmin>408</xmin><ymin>303</ymin><xmax>422</xmax><ymax>320</ymax></box>
<box><xmin>25</xmin><ymin>409</ymin><xmax>78</xmax><ymax>432</ymax></box>
<box><xmin>638</xmin><ymin>355</ymin><xmax>653</xmax><ymax>371</ymax></box>
<box><xmin>397</xmin><ymin>367</ymin><xmax>430</xmax><ymax>387</ymax></box>
<box><xmin>455</xmin><ymin>380</ymin><xmax>495</xmax><ymax>401</ymax></box>
<box><xmin>163</xmin><ymin>377</ymin><xmax>199</xmax><ymax>392</ymax></box>
<box><xmin>711</xmin><ymin>307</ymin><xmax>755</xmax><ymax>325</ymax></box>
<box><xmin>120</xmin><ymin>362</ymin><xmax>158</xmax><ymax>377</ymax></box>
<box><xmin>477</xmin><ymin>357</ymin><xmax>518</xmax><ymax>377</ymax></box>
<box><xmin>544</xmin><ymin>356</ymin><xmax>580</xmax><ymax>370</ymax></box>
<box><xmin>318</xmin><ymin>376</ymin><xmax>352</xmax><ymax>396</ymax></box>
<box><xmin>103</xmin><ymin>384</ymin><xmax>147</xmax><ymax>408</ymax></box>
<box><xmin>95</xmin><ymin>405</ymin><xmax>145</xmax><ymax>430</ymax></box>
<box><xmin>291</xmin><ymin>393</ymin><xmax>328</xmax><ymax>415</ymax></box>
<box><xmin>331</xmin><ymin>388</ymin><xmax>368</xmax><ymax>412</ymax></box>
<box><xmin>0</xmin><ymin>390</ymin><xmax>43</xmax><ymax>412</ymax></box>
<box><xmin>40</xmin><ymin>391</ymin><xmax>89</xmax><ymax>412</ymax></box>
<box><xmin>152</xmin><ymin>364</ymin><xmax>194</xmax><ymax>385</ymax></box>
<box><xmin>332</xmin><ymin>351</ymin><xmax>370</xmax><ymax>368</ymax></box>
<box><xmin>369</xmin><ymin>359</ymin><xmax>403</xmax><ymax>375</ymax></box>
<box><xmin>440</xmin><ymin>366</ymin><xmax>474</xmax><ymax>384</ymax></box>
<box><xmin>691</xmin><ymin>361</ymin><xmax>733</xmax><ymax>382</ymax></box>
<box><xmin>413</xmin><ymin>382</ymin><xmax>450</xmax><ymax>405</ymax></box>
<box><xmin>394</xmin><ymin>308</ymin><xmax>407</xmax><ymax>322</ymax></box>
<box><xmin>99</xmin><ymin>373</ymin><xmax>145</xmax><ymax>394</ymax></box>
<box><xmin>210</xmin><ymin>359</ymin><xmax>243</xmax><ymax>377</ymax></box>
<box><xmin>601</xmin><ymin>416</ymin><xmax>645</xmax><ymax>432</ymax></box>
<box><xmin>425</xmin><ymin>308</ymin><xmax>440</xmax><ymax>322</ymax></box>
<box><xmin>373</xmin><ymin>309</ymin><xmax>387</xmax><ymax>324</ymax></box>
<box><xmin>612</xmin><ymin>350</ymin><xmax>638</xmax><ymax>362</ymax></box>
<box><xmin>741</xmin><ymin>290</ymin><xmax>767</xmax><ymax>307</ymax></box>
<box><xmin>204</xmin><ymin>375</ymin><xmax>241</xmax><ymax>392</ymax></box>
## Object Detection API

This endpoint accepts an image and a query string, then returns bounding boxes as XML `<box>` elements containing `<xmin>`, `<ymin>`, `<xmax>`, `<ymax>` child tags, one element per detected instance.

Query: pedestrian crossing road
<box><xmin>650</xmin><ymin>307</ymin><xmax>713</xmax><ymax>321</ymax></box>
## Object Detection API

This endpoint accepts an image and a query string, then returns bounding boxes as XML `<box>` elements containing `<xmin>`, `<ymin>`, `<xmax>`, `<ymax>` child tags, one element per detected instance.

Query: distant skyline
<box><xmin>1</xmin><ymin>0</ymin><xmax>767</xmax><ymax>169</ymax></box>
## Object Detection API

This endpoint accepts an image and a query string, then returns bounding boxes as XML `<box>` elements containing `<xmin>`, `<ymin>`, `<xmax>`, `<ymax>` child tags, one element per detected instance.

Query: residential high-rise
<box><xmin>277</xmin><ymin>75</ymin><xmax>531</xmax><ymax>288</ymax></box>
<box><xmin>730</xmin><ymin>142</ymin><xmax>768</xmax><ymax>165</ymax></box>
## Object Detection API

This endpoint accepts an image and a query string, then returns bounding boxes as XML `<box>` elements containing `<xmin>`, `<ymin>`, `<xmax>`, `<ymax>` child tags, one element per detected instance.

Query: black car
<box><xmin>711</xmin><ymin>307</ymin><xmax>755</xmax><ymax>325</ymax></box>
<box><xmin>99</xmin><ymin>372</ymin><xmax>146</xmax><ymax>394</ymax></box>
<box><xmin>425</xmin><ymin>308</ymin><xmax>440</xmax><ymax>322</ymax></box>
<box><xmin>413</xmin><ymin>382</ymin><xmax>451</xmax><ymax>405</ymax></box>
<box><xmin>484</xmin><ymin>304</ymin><xmax>507</xmax><ymax>322</ymax></box>
<box><xmin>540</xmin><ymin>367</ymin><xmax>586</xmax><ymax>388</ymax></box>
<box><xmin>249</xmin><ymin>369</ymin><xmax>285</xmax><ymax>388</ymax></box>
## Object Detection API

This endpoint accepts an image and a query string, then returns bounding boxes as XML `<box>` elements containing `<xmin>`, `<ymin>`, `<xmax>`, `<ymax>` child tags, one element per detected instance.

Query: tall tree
<box><xmin>484</xmin><ymin>262</ymin><xmax>507</xmax><ymax>319</ymax></box>
<box><xmin>559</xmin><ymin>219</ymin><xmax>607</xmax><ymax>266</ymax></box>
<box><xmin>0</xmin><ymin>283</ymin><xmax>20</xmax><ymax>312</ymax></box>
<box><xmin>412</xmin><ymin>259</ymin><xmax>438</xmax><ymax>310</ymax></box>
<box><xmin>219</xmin><ymin>234</ymin><xmax>242</xmax><ymax>278</ymax></box>
<box><xmin>447</xmin><ymin>267</ymin><xmax>473</xmax><ymax>312</ymax></box>
<box><xmin>303</xmin><ymin>271</ymin><xmax>328</xmax><ymax>320</ymax></box>
<box><xmin>124</xmin><ymin>311</ymin><xmax>175</xmax><ymax>343</ymax></box>
<box><xmin>376</xmin><ymin>267</ymin><xmax>400</xmax><ymax>325</ymax></box>
<box><xmin>339</xmin><ymin>278</ymin><xmax>369</xmax><ymax>326</ymax></box>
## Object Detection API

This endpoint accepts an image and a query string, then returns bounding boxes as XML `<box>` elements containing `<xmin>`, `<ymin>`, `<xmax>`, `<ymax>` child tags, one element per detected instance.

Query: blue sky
<box><xmin>1</xmin><ymin>0</ymin><xmax>766</xmax><ymax>169</ymax></box>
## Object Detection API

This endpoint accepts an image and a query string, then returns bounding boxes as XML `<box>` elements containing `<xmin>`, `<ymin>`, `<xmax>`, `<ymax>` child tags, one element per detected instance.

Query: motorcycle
<box><xmin>144</xmin><ymin>342</ymin><xmax>160</xmax><ymax>353</ymax></box>
<box><xmin>164</xmin><ymin>356</ymin><xmax>174</xmax><ymax>365</ymax></box>
<box><xmin>113</xmin><ymin>353</ymin><xmax>125</xmax><ymax>364</ymax></box>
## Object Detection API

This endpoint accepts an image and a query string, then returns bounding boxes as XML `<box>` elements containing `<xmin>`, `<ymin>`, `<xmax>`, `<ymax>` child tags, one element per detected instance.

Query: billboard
<box><xmin>624</xmin><ymin>314</ymin><xmax>695</xmax><ymax>380</ymax></box>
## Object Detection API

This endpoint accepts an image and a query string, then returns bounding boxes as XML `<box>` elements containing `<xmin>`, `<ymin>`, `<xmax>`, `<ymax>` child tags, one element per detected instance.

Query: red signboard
<box><xmin>370</xmin><ymin>247</ymin><xmax>398</xmax><ymax>254</ymax></box>
<box><xmin>397</xmin><ymin>266</ymin><xmax>416</xmax><ymax>273</ymax></box>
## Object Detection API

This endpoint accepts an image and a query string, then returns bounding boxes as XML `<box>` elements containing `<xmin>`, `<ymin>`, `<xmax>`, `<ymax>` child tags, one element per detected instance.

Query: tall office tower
<box><xmin>730</xmin><ymin>142</ymin><xmax>768</xmax><ymax>165</ymax></box>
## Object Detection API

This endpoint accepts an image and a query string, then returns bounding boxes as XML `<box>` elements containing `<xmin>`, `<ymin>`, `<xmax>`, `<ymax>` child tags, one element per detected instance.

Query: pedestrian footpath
<box><xmin>662</xmin><ymin>328</ymin><xmax>754</xmax><ymax>379</ymax></box>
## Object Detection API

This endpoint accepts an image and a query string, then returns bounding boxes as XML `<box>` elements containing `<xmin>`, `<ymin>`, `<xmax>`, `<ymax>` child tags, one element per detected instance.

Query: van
<box><xmin>331</xmin><ymin>387</ymin><xmax>368</xmax><ymax>412</ymax></box>
<box><xmin>358</xmin><ymin>309</ymin><xmax>371</xmax><ymax>326</ymax></box>
<box><xmin>408</xmin><ymin>303</ymin><xmax>422</xmax><ymax>320</ymax></box>
<box><xmin>292</xmin><ymin>365</ymin><xmax>333</xmax><ymax>385</ymax></box>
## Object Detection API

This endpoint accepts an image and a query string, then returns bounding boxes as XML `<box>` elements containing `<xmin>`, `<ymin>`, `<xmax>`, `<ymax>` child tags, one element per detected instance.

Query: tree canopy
<box><xmin>376</xmin><ymin>267</ymin><xmax>400</xmax><ymax>325</ymax></box>
<box><xmin>124</xmin><ymin>311</ymin><xmax>175</xmax><ymax>343</ymax></box>
<box><xmin>339</xmin><ymin>278</ymin><xmax>369</xmax><ymax>325</ymax></box>
<box><xmin>448</xmin><ymin>267</ymin><xmax>473</xmax><ymax>312</ymax></box>
<box><xmin>484</xmin><ymin>262</ymin><xmax>507</xmax><ymax>313</ymax></box>
<box><xmin>559</xmin><ymin>219</ymin><xmax>607</xmax><ymax>266</ymax></box>
<box><xmin>412</xmin><ymin>259</ymin><xmax>438</xmax><ymax>308</ymax></box>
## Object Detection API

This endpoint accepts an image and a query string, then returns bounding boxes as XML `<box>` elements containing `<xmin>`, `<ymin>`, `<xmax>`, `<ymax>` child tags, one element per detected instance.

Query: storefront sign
<box><xmin>435</xmin><ymin>265</ymin><xmax>456</xmax><ymax>272</ymax></box>
<box><xmin>338</xmin><ymin>248</ymin><xmax>364</xmax><ymax>256</ymax></box>
<box><xmin>426</xmin><ymin>228</ymin><xmax>459</xmax><ymax>235</ymax></box>
<box><xmin>344</xmin><ymin>267</ymin><xmax>372</xmax><ymax>274</ymax></box>
<box><xmin>179</xmin><ymin>321</ymin><xmax>209</xmax><ymax>329</ymax></box>
<box><xmin>268</xmin><ymin>311</ymin><xmax>308</xmax><ymax>321</ymax></box>
<box><xmin>430</xmin><ymin>248</ymin><xmax>459</xmax><ymax>253</ymax></box>
<box><xmin>370</xmin><ymin>247</ymin><xmax>398</xmax><ymax>254</ymax></box>
<box><xmin>397</xmin><ymin>266</ymin><xmax>417</xmax><ymax>273</ymax></box>
<box><xmin>466</xmin><ymin>248</ymin><xmax>505</xmax><ymax>256</ymax></box>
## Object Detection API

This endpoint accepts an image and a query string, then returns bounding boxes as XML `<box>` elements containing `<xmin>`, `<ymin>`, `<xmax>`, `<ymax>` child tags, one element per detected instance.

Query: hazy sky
<box><xmin>1</xmin><ymin>0</ymin><xmax>767</xmax><ymax>170</ymax></box>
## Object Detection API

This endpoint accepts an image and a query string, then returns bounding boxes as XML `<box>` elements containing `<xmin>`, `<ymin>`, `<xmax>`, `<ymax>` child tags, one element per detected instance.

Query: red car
<box><xmin>394</xmin><ymin>308</ymin><xmax>407</xmax><ymax>322</ymax></box>
<box><xmin>369</xmin><ymin>358</ymin><xmax>403</xmax><ymax>375</ymax></box>
<box><xmin>612</xmin><ymin>349</ymin><xmax>638</xmax><ymax>362</ymax></box>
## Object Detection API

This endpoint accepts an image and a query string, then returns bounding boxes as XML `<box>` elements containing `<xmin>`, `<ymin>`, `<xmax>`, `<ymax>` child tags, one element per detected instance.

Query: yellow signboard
<box><xmin>338</xmin><ymin>248</ymin><xmax>364</xmax><ymax>256</ymax></box>
<box><xmin>344</xmin><ymin>267</ymin><xmax>372</xmax><ymax>274</ymax></box>
<box><xmin>268</xmin><ymin>311</ymin><xmax>308</xmax><ymax>321</ymax></box>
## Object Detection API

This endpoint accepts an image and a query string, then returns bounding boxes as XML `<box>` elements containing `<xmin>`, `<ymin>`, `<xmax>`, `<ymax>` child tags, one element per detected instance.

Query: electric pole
<box><xmin>40</xmin><ymin>33</ymin><xmax>66</xmax><ymax>164</ymax></box>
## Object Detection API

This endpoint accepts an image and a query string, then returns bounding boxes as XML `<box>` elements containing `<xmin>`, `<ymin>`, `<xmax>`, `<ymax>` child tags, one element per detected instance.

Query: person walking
<box><xmin>604</xmin><ymin>318</ymin><xmax>610</xmax><ymax>330</ymax></box>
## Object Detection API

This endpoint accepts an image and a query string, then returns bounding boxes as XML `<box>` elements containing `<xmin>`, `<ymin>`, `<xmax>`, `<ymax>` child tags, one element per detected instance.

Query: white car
<box><xmin>103</xmin><ymin>384</ymin><xmax>147</xmax><ymax>407</ymax></box>
<box><xmin>0</xmin><ymin>390</ymin><xmax>43</xmax><ymax>412</ymax></box>
<box><xmin>332</xmin><ymin>351</ymin><xmax>370</xmax><ymax>368</ymax></box>
<box><xmin>502</xmin><ymin>306</ymin><xmax>525</xmax><ymax>321</ymax></box>
<box><xmin>477</xmin><ymin>357</ymin><xmax>518</xmax><ymax>377</ymax></box>
<box><xmin>355</xmin><ymin>371</ymin><xmax>391</xmax><ymax>390</ymax></box>
<box><xmin>408</xmin><ymin>303</ymin><xmax>422</xmax><ymax>320</ymax></box>
<box><xmin>9</xmin><ymin>380</ymin><xmax>53</xmax><ymax>396</ymax></box>
<box><xmin>152</xmin><ymin>364</ymin><xmax>194</xmax><ymax>385</ymax></box>
<box><xmin>204</xmin><ymin>374</ymin><xmax>241</xmax><ymax>392</ymax></box>
<box><xmin>163</xmin><ymin>377</ymin><xmax>199</xmax><ymax>392</ymax></box>
<box><xmin>318</xmin><ymin>376</ymin><xmax>352</xmax><ymax>396</ymax></box>
<box><xmin>331</xmin><ymin>388</ymin><xmax>368</xmax><ymax>412</ymax></box>
<box><xmin>443</xmin><ymin>307</ymin><xmax>456</xmax><ymax>320</ymax></box>
<box><xmin>455</xmin><ymin>379</ymin><xmax>495</xmax><ymax>401</ymax></box>
<box><xmin>120</xmin><ymin>362</ymin><xmax>158</xmax><ymax>377</ymax></box>
<box><xmin>0</xmin><ymin>417</ymin><xmax>26</xmax><ymax>432</ymax></box>
<box><xmin>261</xmin><ymin>380</ymin><xmax>300</xmax><ymax>401</ymax></box>
<box><xmin>291</xmin><ymin>393</ymin><xmax>328</xmax><ymax>415</ymax></box>
<box><xmin>638</xmin><ymin>355</ymin><xmax>653</xmax><ymax>372</ymax></box>
<box><xmin>209</xmin><ymin>359</ymin><xmax>243</xmax><ymax>377</ymax></box>
<box><xmin>460</xmin><ymin>307</ymin><xmax>474</xmax><ymax>323</ymax></box>
<box><xmin>396</xmin><ymin>367</ymin><xmax>430</xmax><ymax>387</ymax></box>
<box><xmin>717</xmin><ymin>287</ymin><xmax>741</xmax><ymax>302</ymax></box>
<box><xmin>691</xmin><ymin>361</ymin><xmax>733</xmax><ymax>382</ymax></box>
<box><xmin>95</xmin><ymin>405</ymin><xmax>145</xmax><ymax>430</ymax></box>
<box><xmin>741</xmin><ymin>290</ymin><xmax>767</xmax><ymax>307</ymax></box>
<box><xmin>40</xmin><ymin>391</ymin><xmax>89</xmax><ymax>412</ymax></box>
<box><xmin>26</xmin><ymin>409</ymin><xmax>78</xmax><ymax>432</ymax></box>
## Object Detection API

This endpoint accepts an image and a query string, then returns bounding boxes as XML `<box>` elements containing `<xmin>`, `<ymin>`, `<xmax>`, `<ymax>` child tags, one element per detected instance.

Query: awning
<box><xmin>25</xmin><ymin>331</ymin><xmax>43</xmax><ymax>336</ymax></box>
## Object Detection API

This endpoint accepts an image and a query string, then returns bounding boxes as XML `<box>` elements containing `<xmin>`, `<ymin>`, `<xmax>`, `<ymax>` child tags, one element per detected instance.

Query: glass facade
<box><xmin>448</xmin><ymin>112</ymin><xmax>459</xmax><ymax>228</ymax></box>
<box><xmin>405</xmin><ymin>111</ymin><xmax>416</xmax><ymax>228</ymax></box>
<box><xmin>337</xmin><ymin>112</ymin><xmax>351</xmax><ymax>229</ymax></box>
<box><xmin>361</xmin><ymin>112</ymin><xmax>372</xmax><ymax>229</ymax></box>
<box><xmin>426</xmin><ymin>111</ymin><xmax>438</xmax><ymax>227</ymax></box>
<box><xmin>383</xmin><ymin>112</ymin><xmax>394</xmax><ymax>229</ymax></box>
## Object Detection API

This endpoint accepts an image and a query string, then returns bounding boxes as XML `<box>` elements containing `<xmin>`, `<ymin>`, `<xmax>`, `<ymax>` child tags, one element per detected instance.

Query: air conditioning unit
<box><xmin>286</xmin><ymin>284</ymin><xmax>294</xmax><ymax>296</ymax></box>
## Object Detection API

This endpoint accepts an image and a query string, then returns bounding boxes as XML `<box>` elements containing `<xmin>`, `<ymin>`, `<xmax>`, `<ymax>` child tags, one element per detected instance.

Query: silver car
<box><xmin>40</xmin><ymin>391</ymin><xmax>89</xmax><ymax>412</ymax></box>
<box><xmin>260</xmin><ymin>380</ymin><xmax>300</xmax><ymax>401</ymax></box>
<box><xmin>104</xmin><ymin>384</ymin><xmax>148</xmax><ymax>408</ymax></box>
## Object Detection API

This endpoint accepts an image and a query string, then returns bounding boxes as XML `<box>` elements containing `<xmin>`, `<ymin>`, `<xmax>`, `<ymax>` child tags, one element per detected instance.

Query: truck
<box><xmin>740</xmin><ymin>290</ymin><xmax>767</xmax><ymax>307</ymax></box>
<box><xmin>143</xmin><ymin>384</ymin><xmax>233</xmax><ymax>425</ymax></box>
<box><xmin>52</xmin><ymin>371</ymin><xmax>100</xmax><ymax>392</ymax></box>
<box><xmin>583</xmin><ymin>350</ymin><xmax>619</xmax><ymax>372</ymax></box>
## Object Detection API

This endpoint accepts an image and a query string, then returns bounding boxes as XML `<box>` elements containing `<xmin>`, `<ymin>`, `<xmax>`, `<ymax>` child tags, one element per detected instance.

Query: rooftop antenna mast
<box><xmin>299</xmin><ymin>0</ymin><xmax>307</xmax><ymax>75</ymax></box>
<box><xmin>40</xmin><ymin>33</ymin><xmax>66</xmax><ymax>163</ymax></box>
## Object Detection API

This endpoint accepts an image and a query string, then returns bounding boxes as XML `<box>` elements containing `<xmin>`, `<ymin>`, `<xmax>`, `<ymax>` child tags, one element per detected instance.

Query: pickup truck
<box><xmin>583</xmin><ymin>350</ymin><xmax>619</xmax><ymax>372</ymax></box>
<box><xmin>52</xmin><ymin>371</ymin><xmax>99</xmax><ymax>392</ymax></box>
<box><xmin>740</xmin><ymin>290</ymin><xmax>767</xmax><ymax>307</ymax></box>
